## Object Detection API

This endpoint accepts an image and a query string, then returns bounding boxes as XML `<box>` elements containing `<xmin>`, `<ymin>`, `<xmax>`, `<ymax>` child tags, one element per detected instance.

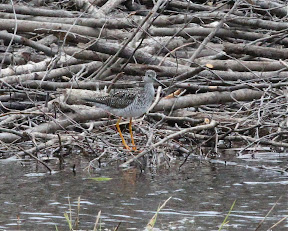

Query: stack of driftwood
<box><xmin>1</xmin><ymin>0</ymin><xmax>288</xmax><ymax>168</ymax></box>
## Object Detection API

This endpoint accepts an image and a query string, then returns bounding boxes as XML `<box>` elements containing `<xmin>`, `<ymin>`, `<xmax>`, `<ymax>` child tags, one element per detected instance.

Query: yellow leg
<box><xmin>116</xmin><ymin>117</ymin><xmax>131</xmax><ymax>150</ymax></box>
<box><xmin>129</xmin><ymin>118</ymin><xmax>137</xmax><ymax>151</ymax></box>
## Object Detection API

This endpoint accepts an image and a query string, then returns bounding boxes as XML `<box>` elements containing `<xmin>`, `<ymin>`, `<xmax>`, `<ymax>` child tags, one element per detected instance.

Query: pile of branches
<box><xmin>1</xmin><ymin>0</ymin><xmax>288</xmax><ymax>168</ymax></box>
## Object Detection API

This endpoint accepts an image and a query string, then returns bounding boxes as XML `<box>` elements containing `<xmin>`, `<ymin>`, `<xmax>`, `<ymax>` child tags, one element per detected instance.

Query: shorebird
<box><xmin>84</xmin><ymin>70</ymin><xmax>164</xmax><ymax>151</ymax></box>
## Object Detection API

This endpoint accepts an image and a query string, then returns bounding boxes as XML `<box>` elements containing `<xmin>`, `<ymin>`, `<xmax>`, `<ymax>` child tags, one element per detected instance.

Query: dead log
<box><xmin>0</xmin><ymin>19</ymin><xmax>127</xmax><ymax>40</ymax></box>
<box><xmin>198</xmin><ymin>59</ymin><xmax>286</xmax><ymax>72</ymax></box>
<box><xmin>0</xmin><ymin>3</ymin><xmax>77</xmax><ymax>17</ymax></box>
<box><xmin>154</xmin><ymin>89</ymin><xmax>263</xmax><ymax>112</ymax></box>
<box><xmin>224</xmin><ymin>43</ymin><xmax>288</xmax><ymax>60</ymax></box>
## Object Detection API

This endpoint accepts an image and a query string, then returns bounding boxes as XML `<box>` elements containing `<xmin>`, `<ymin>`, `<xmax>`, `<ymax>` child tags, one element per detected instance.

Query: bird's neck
<box><xmin>144</xmin><ymin>82</ymin><xmax>154</xmax><ymax>91</ymax></box>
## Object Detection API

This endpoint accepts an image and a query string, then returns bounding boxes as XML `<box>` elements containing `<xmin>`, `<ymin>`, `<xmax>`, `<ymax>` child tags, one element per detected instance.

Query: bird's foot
<box><xmin>132</xmin><ymin>146</ymin><xmax>137</xmax><ymax>151</ymax></box>
<box><xmin>124</xmin><ymin>144</ymin><xmax>131</xmax><ymax>151</ymax></box>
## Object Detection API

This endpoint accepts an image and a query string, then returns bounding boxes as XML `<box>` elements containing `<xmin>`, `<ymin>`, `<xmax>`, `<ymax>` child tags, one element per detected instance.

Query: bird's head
<box><xmin>143</xmin><ymin>70</ymin><xmax>157</xmax><ymax>83</ymax></box>
<box><xmin>143</xmin><ymin>70</ymin><xmax>166</xmax><ymax>88</ymax></box>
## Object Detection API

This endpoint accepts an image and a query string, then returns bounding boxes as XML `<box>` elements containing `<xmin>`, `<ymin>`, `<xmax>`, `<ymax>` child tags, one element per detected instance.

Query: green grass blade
<box><xmin>64</xmin><ymin>212</ymin><xmax>73</xmax><ymax>230</ymax></box>
<box><xmin>219</xmin><ymin>200</ymin><xmax>236</xmax><ymax>231</ymax></box>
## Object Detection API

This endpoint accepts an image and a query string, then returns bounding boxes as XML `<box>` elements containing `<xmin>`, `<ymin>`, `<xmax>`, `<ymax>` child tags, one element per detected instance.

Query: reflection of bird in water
<box><xmin>84</xmin><ymin>70</ymin><xmax>164</xmax><ymax>151</ymax></box>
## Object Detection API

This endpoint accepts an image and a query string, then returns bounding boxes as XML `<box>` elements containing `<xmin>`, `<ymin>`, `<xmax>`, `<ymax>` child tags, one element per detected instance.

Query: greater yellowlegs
<box><xmin>84</xmin><ymin>70</ymin><xmax>163</xmax><ymax>151</ymax></box>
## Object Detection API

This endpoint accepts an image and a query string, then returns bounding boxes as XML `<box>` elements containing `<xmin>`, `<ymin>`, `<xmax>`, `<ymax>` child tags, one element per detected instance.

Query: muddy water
<box><xmin>0</xmin><ymin>152</ymin><xmax>288</xmax><ymax>230</ymax></box>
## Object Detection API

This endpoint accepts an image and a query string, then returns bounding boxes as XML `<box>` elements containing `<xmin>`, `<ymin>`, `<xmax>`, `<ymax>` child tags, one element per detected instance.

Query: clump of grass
<box><xmin>56</xmin><ymin>196</ymin><xmax>103</xmax><ymax>231</ymax></box>
<box><xmin>63</xmin><ymin>196</ymin><xmax>81</xmax><ymax>230</ymax></box>
<box><xmin>57</xmin><ymin>196</ymin><xmax>172</xmax><ymax>231</ymax></box>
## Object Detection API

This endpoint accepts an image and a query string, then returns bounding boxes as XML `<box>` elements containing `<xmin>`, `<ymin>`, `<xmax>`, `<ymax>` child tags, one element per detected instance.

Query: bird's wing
<box><xmin>84</xmin><ymin>90</ymin><xmax>137</xmax><ymax>109</ymax></box>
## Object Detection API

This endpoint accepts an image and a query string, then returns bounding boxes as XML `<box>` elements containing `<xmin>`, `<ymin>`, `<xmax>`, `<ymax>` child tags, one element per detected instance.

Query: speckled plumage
<box><xmin>85</xmin><ymin>70</ymin><xmax>159</xmax><ymax>118</ymax></box>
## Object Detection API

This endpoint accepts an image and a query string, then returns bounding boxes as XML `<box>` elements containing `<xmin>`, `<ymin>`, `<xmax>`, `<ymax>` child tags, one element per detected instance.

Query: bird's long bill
<box><xmin>153</xmin><ymin>77</ymin><xmax>167</xmax><ymax>88</ymax></box>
